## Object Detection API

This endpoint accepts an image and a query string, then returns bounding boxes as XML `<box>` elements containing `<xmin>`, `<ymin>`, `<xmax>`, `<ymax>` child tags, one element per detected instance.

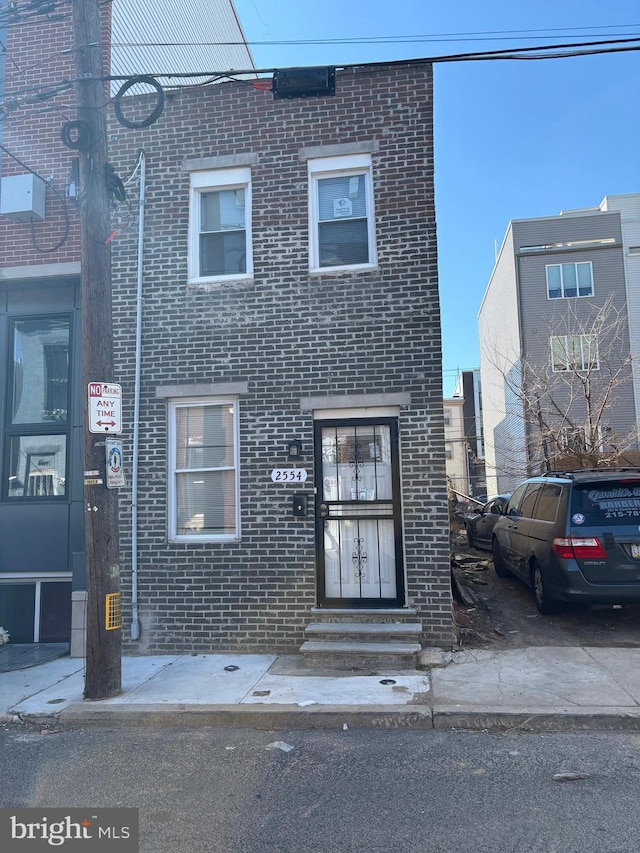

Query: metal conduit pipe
<box><xmin>130</xmin><ymin>150</ymin><xmax>146</xmax><ymax>641</ymax></box>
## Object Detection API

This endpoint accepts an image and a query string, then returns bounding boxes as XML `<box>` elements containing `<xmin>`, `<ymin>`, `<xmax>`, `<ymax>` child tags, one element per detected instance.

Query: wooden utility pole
<box><xmin>72</xmin><ymin>0</ymin><xmax>122</xmax><ymax>699</ymax></box>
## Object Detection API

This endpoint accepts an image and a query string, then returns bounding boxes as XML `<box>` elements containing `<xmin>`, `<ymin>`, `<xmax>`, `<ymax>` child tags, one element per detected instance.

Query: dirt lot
<box><xmin>450</xmin><ymin>529</ymin><xmax>640</xmax><ymax>650</ymax></box>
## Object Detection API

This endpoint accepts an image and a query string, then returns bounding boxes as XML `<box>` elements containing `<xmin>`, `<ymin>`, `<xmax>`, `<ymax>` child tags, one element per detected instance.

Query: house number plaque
<box><xmin>271</xmin><ymin>469</ymin><xmax>308</xmax><ymax>482</ymax></box>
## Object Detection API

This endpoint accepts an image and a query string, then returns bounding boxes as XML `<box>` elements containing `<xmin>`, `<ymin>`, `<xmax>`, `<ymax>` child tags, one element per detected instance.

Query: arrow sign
<box><xmin>88</xmin><ymin>382</ymin><xmax>122</xmax><ymax>434</ymax></box>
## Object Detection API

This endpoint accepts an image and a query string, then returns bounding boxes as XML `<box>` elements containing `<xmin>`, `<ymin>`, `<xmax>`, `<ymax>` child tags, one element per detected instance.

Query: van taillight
<box><xmin>552</xmin><ymin>537</ymin><xmax>607</xmax><ymax>559</ymax></box>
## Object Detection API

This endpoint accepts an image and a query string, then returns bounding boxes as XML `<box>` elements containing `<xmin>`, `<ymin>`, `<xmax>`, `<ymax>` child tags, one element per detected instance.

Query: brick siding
<box><xmin>1</xmin><ymin>10</ymin><xmax>111</xmax><ymax>265</ymax></box>
<box><xmin>108</xmin><ymin>64</ymin><xmax>453</xmax><ymax>652</ymax></box>
<box><xmin>1</xmin><ymin>16</ymin><xmax>452</xmax><ymax>652</ymax></box>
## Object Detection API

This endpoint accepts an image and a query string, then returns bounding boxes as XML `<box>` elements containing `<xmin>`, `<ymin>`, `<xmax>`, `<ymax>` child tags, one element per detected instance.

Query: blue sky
<box><xmin>233</xmin><ymin>0</ymin><xmax>640</xmax><ymax>395</ymax></box>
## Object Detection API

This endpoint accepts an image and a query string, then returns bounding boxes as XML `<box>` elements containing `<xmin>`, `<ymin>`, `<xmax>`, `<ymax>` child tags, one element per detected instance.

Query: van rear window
<box><xmin>570</xmin><ymin>481</ymin><xmax>640</xmax><ymax>525</ymax></box>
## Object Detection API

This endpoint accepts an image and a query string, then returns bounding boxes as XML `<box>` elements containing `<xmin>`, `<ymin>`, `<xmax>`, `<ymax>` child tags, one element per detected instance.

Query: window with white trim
<box><xmin>168</xmin><ymin>399</ymin><xmax>240</xmax><ymax>541</ymax></box>
<box><xmin>551</xmin><ymin>334</ymin><xmax>599</xmax><ymax>372</ymax></box>
<box><xmin>546</xmin><ymin>262</ymin><xmax>593</xmax><ymax>299</ymax></box>
<box><xmin>308</xmin><ymin>153</ymin><xmax>376</xmax><ymax>272</ymax></box>
<box><xmin>188</xmin><ymin>168</ymin><xmax>252</xmax><ymax>283</ymax></box>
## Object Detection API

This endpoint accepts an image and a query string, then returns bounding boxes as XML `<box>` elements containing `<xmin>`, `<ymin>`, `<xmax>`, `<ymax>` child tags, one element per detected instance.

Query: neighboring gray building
<box><xmin>479</xmin><ymin>194</ymin><xmax>640</xmax><ymax>496</ymax></box>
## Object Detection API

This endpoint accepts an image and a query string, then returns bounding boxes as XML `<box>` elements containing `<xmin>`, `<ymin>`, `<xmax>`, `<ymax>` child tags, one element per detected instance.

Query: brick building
<box><xmin>108</xmin><ymin>63</ymin><xmax>453</xmax><ymax>658</ymax></box>
<box><xmin>0</xmin><ymin>1</ymin><xmax>255</xmax><ymax>652</ymax></box>
<box><xmin>0</xmin><ymin>3</ymin><xmax>452</xmax><ymax>658</ymax></box>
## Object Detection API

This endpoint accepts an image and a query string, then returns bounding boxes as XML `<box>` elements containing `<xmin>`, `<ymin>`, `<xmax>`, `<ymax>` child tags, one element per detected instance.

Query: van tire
<box><xmin>492</xmin><ymin>539</ymin><xmax>512</xmax><ymax>578</ymax></box>
<box><xmin>466</xmin><ymin>525</ymin><xmax>475</xmax><ymax>549</ymax></box>
<box><xmin>532</xmin><ymin>560</ymin><xmax>562</xmax><ymax>615</ymax></box>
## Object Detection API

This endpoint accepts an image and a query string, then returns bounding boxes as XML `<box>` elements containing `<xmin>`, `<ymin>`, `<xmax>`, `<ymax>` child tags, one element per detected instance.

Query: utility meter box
<box><xmin>0</xmin><ymin>174</ymin><xmax>46</xmax><ymax>222</ymax></box>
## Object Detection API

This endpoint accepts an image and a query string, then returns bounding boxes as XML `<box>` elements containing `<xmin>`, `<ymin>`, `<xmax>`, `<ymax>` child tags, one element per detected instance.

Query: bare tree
<box><xmin>485</xmin><ymin>296</ymin><xmax>638</xmax><ymax>476</ymax></box>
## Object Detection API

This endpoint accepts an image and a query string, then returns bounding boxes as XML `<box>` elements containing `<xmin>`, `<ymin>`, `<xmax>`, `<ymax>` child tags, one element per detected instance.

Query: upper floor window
<box><xmin>551</xmin><ymin>334</ymin><xmax>599</xmax><ymax>372</ymax></box>
<box><xmin>168</xmin><ymin>398</ymin><xmax>240</xmax><ymax>541</ymax></box>
<box><xmin>188</xmin><ymin>168</ymin><xmax>252</xmax><ymax>283</ymax></box>
<box><xmin>443</xmin><ymin>409</ymin><xmax>451</xmax><ymax>426</ymax></box>
<box><xmin>546</xmin><ymin>262</ymin><xmax>593</xmax><ymax>299</ymax></box>
<box><xmin>308</xmin><ymin>154</ymin><xmax>377</xmax><ymax>272</ymax></box>
<box><xmin>445</xmin><ymin>443</ymin><xmax>453</xmax><ymax>460</ymax></box>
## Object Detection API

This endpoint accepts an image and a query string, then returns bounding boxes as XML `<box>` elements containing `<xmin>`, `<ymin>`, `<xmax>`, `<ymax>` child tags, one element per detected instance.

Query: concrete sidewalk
<box><xmin>3</xmin><ymin>646</ymin><xmax>640</xmax><ymax>731</ymax></box>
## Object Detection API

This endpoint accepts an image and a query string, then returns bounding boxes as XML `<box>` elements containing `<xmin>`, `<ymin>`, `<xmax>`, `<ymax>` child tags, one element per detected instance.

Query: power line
<box><xmin>1</xmin><ymin>30</ymin><xmax>638</xmax><ymax>259</ymax></box>
<box><xmin>92</xmin><ymin>36</ymin><xmax>640</xmax><ymax>90</ymax></box>
<box><xmin>0</xmin><ymin>0</ymin><xmax>71</xmax><ymax>27</ymax></box>
<box><xmin>113</xmin><ymin>23</ymin><xmax>640</xmax><ymax>47</ymax></box>
<box><xmin>1</xmin><ymin>34</ymin><xmax>638</xmax><ymax>106</ymax></box>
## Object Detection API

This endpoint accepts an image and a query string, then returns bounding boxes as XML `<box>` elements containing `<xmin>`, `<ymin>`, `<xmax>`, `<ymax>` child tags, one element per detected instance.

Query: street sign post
<box><xmin>88</xmin><ymin>382</ymin><xmax>122</xmax><ymax>434</ymax></box>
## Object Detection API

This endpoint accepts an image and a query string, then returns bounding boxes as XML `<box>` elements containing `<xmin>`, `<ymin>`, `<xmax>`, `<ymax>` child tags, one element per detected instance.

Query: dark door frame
<box><xmin>314</xmin><ymin>417</ymin><xmax>405</xmax><ymax>608</ymax></box>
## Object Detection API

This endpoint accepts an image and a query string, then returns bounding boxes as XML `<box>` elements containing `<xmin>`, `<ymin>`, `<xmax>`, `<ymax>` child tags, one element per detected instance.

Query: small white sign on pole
<box><xmin>106</xmin><ymin>439</ymin><xmax>126</xmax><ymax>489</ymax></box>
<box><xmin>88</xmin><ymin>382</ymin><xmax>122</xmax><ymax>434</ymax></box>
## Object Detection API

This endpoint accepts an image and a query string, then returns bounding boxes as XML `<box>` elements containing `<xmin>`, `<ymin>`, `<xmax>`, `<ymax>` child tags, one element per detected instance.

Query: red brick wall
<box><xmin>1</xmin><ymin>5</ymin><xmax>112</xmax><ymax>266</ymax></box>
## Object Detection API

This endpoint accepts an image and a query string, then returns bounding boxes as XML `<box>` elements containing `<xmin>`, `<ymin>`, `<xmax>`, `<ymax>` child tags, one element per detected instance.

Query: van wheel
<box><xmin>466</xmin><ymin>525</ymin><xmax>475</xmax><ymax>549</ymax></box>
<box><xmin>532</xmin><ymin>560</ymin><xmax>562</xmax><ymax>615</ymax></box>
<box><xmin>492</xmin><ymin>539</ymin><xmax>512</xmax><ymax>578</ymax></box>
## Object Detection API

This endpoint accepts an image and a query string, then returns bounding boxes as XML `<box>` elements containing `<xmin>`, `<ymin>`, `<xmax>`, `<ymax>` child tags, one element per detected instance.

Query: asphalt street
<box><xmin>2</xmin><ymin>726</ymin><xmax>640</xmax><ymax>853</ymax></box>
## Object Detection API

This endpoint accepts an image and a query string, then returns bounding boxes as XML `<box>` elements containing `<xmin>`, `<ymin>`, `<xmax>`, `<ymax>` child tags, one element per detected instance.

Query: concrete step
<box><xmin>310</xmin><ymin>608</ymin><xmax>418</xmax><ymax>624</ymax></box>
<box><xmin>304</xmin><ymin>622</ymin><xmax>422</xmax><ymax>642</ymax></box>
<box><xmin>299</xmin><ymin>640</ymin><xmax>421</xmax><ymax>670</ymax></box>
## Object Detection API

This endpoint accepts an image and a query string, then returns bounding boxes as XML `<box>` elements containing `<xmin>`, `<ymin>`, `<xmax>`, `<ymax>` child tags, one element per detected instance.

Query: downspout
<box><xmin>130</xmin><ymin>150</ymin><xmax>146</xmax><ymax>640</ymax></box>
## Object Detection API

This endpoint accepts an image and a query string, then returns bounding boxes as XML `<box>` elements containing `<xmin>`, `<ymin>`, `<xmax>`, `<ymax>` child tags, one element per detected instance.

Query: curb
<box><xmin>432</xmin><ymin>706</ymin><xmax>640</xmax><ymax>732</ymax></box>
<box><xmin>56</xmin><ymin>703</ymin><xmax>435</xmax><ymax>730</ymax></box>
<box><xmin>7</xmin><ymin>702</ymin><xmax>638</xmax><ymax>733</ymax></box>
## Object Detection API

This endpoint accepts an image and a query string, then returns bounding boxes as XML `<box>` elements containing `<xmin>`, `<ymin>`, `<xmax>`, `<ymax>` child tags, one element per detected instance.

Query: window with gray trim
<box><xmin>168</xmin><ymin>399</ymin><xmax>240</xmax><ymax>540</ymax></box>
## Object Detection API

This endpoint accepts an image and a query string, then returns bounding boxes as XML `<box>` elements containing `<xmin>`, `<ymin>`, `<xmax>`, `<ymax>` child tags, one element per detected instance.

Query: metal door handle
<box><xmin>319</xmin><ymin>503</ymin><xmax>329</xmax><ymax>518</ymax></box>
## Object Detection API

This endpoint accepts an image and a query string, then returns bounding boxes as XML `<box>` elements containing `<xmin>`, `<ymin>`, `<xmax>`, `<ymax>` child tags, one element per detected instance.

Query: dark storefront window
<box><xmin>0</xmin><ymin>584</ymin><xmax>35</xmax><ymax>643</ymax></box>
<box><xmin>5</xmin><ymin>317</ymin><xmax>70</xmax><ymax>500</ymax></box>
<box><xmin>0</xmin><ymin>581</ymin><xmax>71</xmax><ymax>643</ymax></box>
<box><xmin>40</xmin><ymin>582</ymin><xmax>72</xmax><ymax>641</ymax></box>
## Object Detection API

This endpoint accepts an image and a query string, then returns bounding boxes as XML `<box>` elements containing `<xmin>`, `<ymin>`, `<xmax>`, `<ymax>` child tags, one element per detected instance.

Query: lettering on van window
<box><xmin>587</xmin><ymin>487</ymin><xmax>640</xmax><ymax>519</ymax></box>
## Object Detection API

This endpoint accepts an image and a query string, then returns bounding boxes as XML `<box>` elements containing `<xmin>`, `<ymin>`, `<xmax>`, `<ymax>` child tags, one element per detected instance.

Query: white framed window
<box><xmin>445</xmin><ymin>443</ymin><xmax>453</xmax><ymax>460</ymax></box>
<box><xmin>546</xmin><ymin>262</ymin><xmax>593</xmax><ymax>299</ymax></box>
<box><xmin>308</xmin><ymin>153</ymin><xmax>377</xmax><ymax>272</ymax></box>
<box><xmin>188</xmin><ymin>168</ymin><xmax>252</xmax><ymax>283</ymax></box>
<box><xmin>551</xmin><ymin>334</ymin><xmax>599</xmax><ymax>372</ymax></box>
<box><xmin>168</xmin><ymin>398</ymin><xmax>240</xmax><ymax>541</ymax></box>
<box><xmin>443</xmin><ymin>409</ymin><xmax>451</xmax><ymax>426</ymax></box>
